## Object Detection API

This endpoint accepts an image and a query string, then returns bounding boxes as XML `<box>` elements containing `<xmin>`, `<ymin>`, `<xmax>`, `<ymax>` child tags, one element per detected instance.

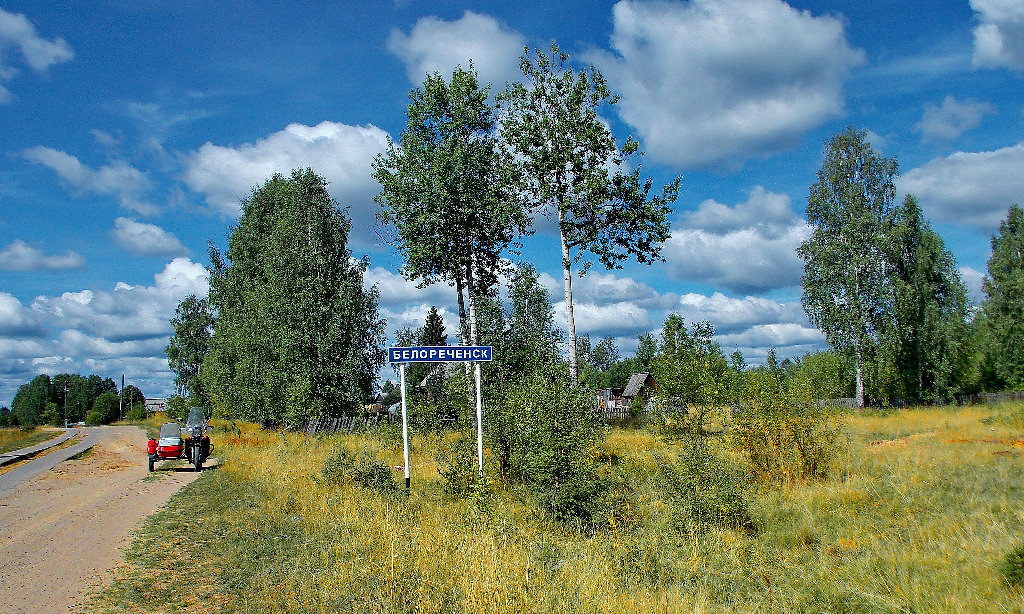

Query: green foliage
<box><xmin>165</xmin><ymin>294</ymin><xmax>214</xmax><ymax>405</ymax></box>
<box><xmin>731</xmin><ymin>370</ymin><xmax>844</xmax><ymax>483</ymax></box>
<box><xmin>434</xmin><ymin>431</ymin><xmax>483</xmax><ymax>499</ymax></box>
<box><xmin>126</xmin><ymin>403</ymin><xmax>147</xmax><ymax>422</ymax></box>
<box><xmin>786</xmin><ymin>350</ymin><xmax>854</xmax><ymax>400</ymax></box>
<box><xmin>165</xmin><ymin>395</ymin><xmax>190</xmax><ymax>423</ymax></box>
<box><xmin>11</xmin><ymin>374</ymin><xmax>52</xmax><ymax>426</ymax></box>
<box><xmin>999</xmin><ymin>542</ymin><xmax>1024</xmax><ymax>587</ymax></box>
<box><xmin>980</xmin><ymin>204</ymin><xmax>1024</xmax><ymax>390</ymax></box>
<box><xmin>320</xmin><ymin>447</ymin><xmax>401</xmax><ymax>498</ymax></box>
<box><xmin>203</xmin><ymin>169</ymin><xmax>385</xmax><ymax>428</ymax></box>
<box><xmin>498</xmin><ymin>41</ymin><xmax>679</xmax><ymax>383</ymax></box>
<box><xmin>86</xmin><ymin>392</ymin><xmax>121</xmax><ymax>425</ymax></box>
<box><xmin>655</xmin><ymin>438</ymin><xmax>753</xmax><ymax>535</ymax></box>
<box><xmin>650</xmin><ymin>315</ymin><xmax>728</xmax><ymax>435</ymax></box>
<box><xmin>799</xmin><ymin>127</ymin><xmax>899</xmax><ymax>407</ymax></box>
<box><xmin>485</xmin><ymin>363</ymin><xmax>608</xmax><ymax>522</ymax></box>
<box><xmin>375</xmin><ymin>66</ymin><xmax>526</xmax><ymax>351</ymax></box>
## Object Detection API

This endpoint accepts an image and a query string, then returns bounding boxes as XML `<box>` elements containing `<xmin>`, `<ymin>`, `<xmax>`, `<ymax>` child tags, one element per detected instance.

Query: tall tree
<box><xmin>980</xmin><ymin>204</ymin><xmax>1024</xmax><ymax>389</ymax></box>
<box><xmin>166</xmin><ymin>294</ymin><xmax>215</xmax><ymax>404</ymax></box>
<box><xmin>11</xmin><ymin>374</ymin><xmax>52</xmax><ymax>426</ymax></box>
<box><xmin>798</xmin><ymin>127</ymin><xmax>899</xmax><ymax>408</ymax></box>
<box><xmin>421</xmin><ymin>306</ymin><xmax>447</xmax><ymax>346</ymax></box>
<box><xmin>499</xmin><ymin>42</ymin><xmax>679</xmax><ymax>385</ymax></box>
<box><xmin>874</xmin><ymin>195</ymin><xmax>971</xmax><ymax>401</ymax></box>
<box><xmin>374</xmin><ymin>66</ymin><xmax>527</xmax><ymax>351</ymax></box>
<box><xmin>203</xmin><ymin>169</ymin><xmax>385</xmax><ymax>427</ymax></box>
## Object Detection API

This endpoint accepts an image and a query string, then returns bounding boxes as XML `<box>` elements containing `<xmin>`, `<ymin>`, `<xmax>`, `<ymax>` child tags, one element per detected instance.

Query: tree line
<box><xmin>3</xmin><ymin>373</ymin><xmax>145</xmax><ymax>427</ymax></box>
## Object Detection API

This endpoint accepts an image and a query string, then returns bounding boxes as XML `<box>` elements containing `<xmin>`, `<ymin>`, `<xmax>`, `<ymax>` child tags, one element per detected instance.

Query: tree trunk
<box><xmin>559</xmin><ymin>209</ymin><xmax>579</xmax><ymax>386</ymax></box>
<box><xmin>855</xmin><ymin>343</ymin><xmax>865</xmax><ymax>409</ymax></box>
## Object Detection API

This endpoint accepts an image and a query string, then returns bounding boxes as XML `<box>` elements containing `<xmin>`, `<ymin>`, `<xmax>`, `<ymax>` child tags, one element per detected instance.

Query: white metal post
<box><xmin>400</xmin><ymin>363</ymin><xmax>410</xmax><ymax>492</ymax></box>
<box><xmin>475</xmin><ymin>361</ymin><xmax>483</xmax><ymax>478</ymax></box>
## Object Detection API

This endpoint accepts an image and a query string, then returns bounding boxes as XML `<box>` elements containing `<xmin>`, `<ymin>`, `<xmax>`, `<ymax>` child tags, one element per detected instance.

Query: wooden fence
<box><xmin>305</xmin><ymin>414</ymin><xmax>398</xmax><ymax>435</ymax></box>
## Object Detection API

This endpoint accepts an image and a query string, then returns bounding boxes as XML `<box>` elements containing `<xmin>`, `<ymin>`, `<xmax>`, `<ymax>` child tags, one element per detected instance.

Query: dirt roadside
<box><xmin>0</xmin><ymin>426</ymin><xmax>203</xmax><ymax>614</ymax></box>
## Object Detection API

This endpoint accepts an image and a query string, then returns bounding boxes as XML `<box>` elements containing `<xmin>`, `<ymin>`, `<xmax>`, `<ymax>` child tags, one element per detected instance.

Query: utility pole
<box><xmin>120</xmin><ymin>374</ymin><xmax>124</xmax><ymax>422</ymax></box>
<box><xmin>64</xmin><ymin>383</ymin><xmax>68</xmax><ymax>429</ymax></box>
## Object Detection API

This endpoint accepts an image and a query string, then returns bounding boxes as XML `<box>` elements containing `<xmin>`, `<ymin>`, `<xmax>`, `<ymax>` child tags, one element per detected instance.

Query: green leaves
<box><xmin>981</xmin><ymin>204</ymin><xmax>1024</xmax><ymax>389</ymax></box>
<box><xmin>203</xmin><ymin>169</ymin><xmax>385</xmax><ymax>427</ymax></box>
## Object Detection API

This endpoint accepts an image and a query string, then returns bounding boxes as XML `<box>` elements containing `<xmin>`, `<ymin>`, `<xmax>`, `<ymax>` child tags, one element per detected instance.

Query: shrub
<box><xmin>730</xmin><ymin>370</ymin><xmax>844</xmax><ymax>483</ymax></box>
<box><xmin>656</xmin><ymin>437</ymin><xmax>753</xmax><ymax>534</ymax></box>
<box><xmin>126</xmin><ymin>403</ymin><xmax>147</xmax><ymax>422</ymax></box>
<box><xmin>485</xmin><ymin>363</ymin><xmax>608</xmax><ymax>522</ymax></box>
<box><xmin>1000</xmin><ymin>542</ymin><xmax>1024</xmax><ymax>587</ymax></box>
<box><xmin>320</xmin><ymin>447</ymin><xmax>400</xmax><ymax>498</ymax></box>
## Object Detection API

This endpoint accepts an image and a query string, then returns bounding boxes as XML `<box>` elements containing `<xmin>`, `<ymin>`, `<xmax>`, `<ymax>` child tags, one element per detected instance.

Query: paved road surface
<box><xmin>0</xmin><ymin>426</ymin><xmax>204</xmax><ymax>613</ymax></box>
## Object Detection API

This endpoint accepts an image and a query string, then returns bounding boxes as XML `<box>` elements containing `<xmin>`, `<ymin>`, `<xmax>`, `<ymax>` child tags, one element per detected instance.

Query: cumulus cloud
<box><xmin>0</xmin><ymin>239</ymin><xmax>83</xmax><ymax>271</ymax></box>
<box><xmin>21</xmin><ymin>146</ymin><xmax>157</xmax><ymax>215</ymax></box>
<box><xmin>915</xmin><ymin>96</ymin><xmax>996</xmax><ymax>143</ymax></box>
<box><xmin>182</xmin><ymin>121</ymin><xmax>389</xmax><ymax>248</ymax></box>
<box><xmin>554</xmin><ymin>299</ymin><xmax>653</xmax><ymax>337</ymax></box>
<box><xmin>589</xmin><ymin>0</ymin><xmax>863</xmax><ymax>169</ymax></box>
<box><xmin>971</xmin><ymin>0</ymin><xmax>1024</xmax><ymax>70</ymax></box>
<box><xmin>676</xmin><ymin>292</ymin><xmax>806</xmax><ymax>335</ymax></box>
<box><xmin>30</xmin><ymin>258</ymin><xmax>208</xmax><ymax>343</ymax></box>
<box><xmin>0</xmin><ymin>8</ymin><xmax>73</xmax><ymax>103</ymax></box>
<box><xmin>0</xmin><ymin>259</ymin><xmax>209</xmax><ymax>404</ymax></box>
<box><xmin>0</xmin><ymin>292</ymin><xmax>46</xmax><ymax>338</ymax></box>
<box><xmin>110</xmin><ymin>218</ymin><xmax>188</xmax><ymax>257</ymax></box>
<box><xmin>664</xmin><ymin>187</ymin><xmax>810</xmax><ymax>293</ymax></box>
<box><xmin>364</xmin><ymin>265</ymin><xmax>456</xmax><ymax>309</ymax></box>
<box><xmin>899</xmin><ymin>142</ymin><xmax>1024</xmax><ymax>231</ymax></box>
<box><xmin>387</xmin><ymin>11</ymin><xmax>524</xmax><ymax>88</ymax></box>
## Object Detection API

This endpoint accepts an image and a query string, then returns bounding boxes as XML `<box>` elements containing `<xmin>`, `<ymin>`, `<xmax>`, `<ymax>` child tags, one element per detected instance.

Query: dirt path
<box><xmin>0</xmin><ymin>426</ymin><xmax>204</xmax><ymax>614</ymax></box>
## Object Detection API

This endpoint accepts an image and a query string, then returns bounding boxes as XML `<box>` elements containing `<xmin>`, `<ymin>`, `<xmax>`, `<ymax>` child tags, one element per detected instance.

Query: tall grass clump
<box><xmin>1000</xmin><ymin>542</ymin><xmax>1024</xmax><ymax>587</ymax></box>
<box><xmin>318</xmin><ymin>445</ymin><xmax>401</xmax><ymax>498</ymax></box>
<box><xmin>731</xmin><ymin>369</ymin><xmax>844</xmax><ymax>483</ymax></box>
<box><xmin>655</xmin><ymin>436</ymin><xmax>754</xmax><ymax>534</ymax></box>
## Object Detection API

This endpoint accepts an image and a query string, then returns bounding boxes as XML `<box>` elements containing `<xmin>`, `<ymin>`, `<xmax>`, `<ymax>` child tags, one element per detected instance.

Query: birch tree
<box><xmin>499</xmin><ymin>42</ymin><xmax>678</xmax><ymax>384</ymax></box>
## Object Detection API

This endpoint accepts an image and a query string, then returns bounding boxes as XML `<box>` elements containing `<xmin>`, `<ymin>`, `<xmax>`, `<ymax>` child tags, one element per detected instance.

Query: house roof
<box><xmin>622</xmin><ymin>372</ymin><xmax>653</xmax><ymax>398</ymax></box>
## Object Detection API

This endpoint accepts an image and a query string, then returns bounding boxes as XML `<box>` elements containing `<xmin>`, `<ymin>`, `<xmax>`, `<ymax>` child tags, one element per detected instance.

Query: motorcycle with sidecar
<box><xmin>147</xmin><ymin>407</ymin><xmax>212</xmax><ymax>472</ymax></box>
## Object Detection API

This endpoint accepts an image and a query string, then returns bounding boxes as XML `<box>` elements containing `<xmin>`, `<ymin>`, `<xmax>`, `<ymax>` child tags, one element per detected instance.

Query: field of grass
<box><xmin>85</xmin><ymin>403</ymin><xmax>1024</xmax><ymax>613</ymax></box>
<box><xmin>0</xmin><ymin>426</ymin><xmax>64</xmax><ymax>455</ymax></box>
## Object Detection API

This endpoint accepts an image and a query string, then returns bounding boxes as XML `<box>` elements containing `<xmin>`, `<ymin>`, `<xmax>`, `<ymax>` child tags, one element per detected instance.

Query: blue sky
<box><xmin>1</xmin><ymin>0</ymin><xmax>1022</xmax><ymax>405</ymax></box>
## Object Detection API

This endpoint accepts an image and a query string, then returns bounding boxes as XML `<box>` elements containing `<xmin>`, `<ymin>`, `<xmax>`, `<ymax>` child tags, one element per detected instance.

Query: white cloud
<box><xmin>110</xmin><ymin>218</ymin><xmax>188</xmax><ymax>257</ymax></box>
<box><xmin>676</xmin><ymin>292</ymin><xmax>806</xmax><ymax>335</ymax></box>
<box><xmin>590</xmin><ymin>0</ymin><xmax>863</xmax><ymax>169</ymax></box>
<box><xmin>0</xmin><ymin>292</ymin><xmax>46</xmax><ymax>338</ymax></box>
<box><xmin>554</xmin><ymin>300</ymin><xmax>653</xmax><ymax>337</ymax></box>
<box><xmin>971</xmin><ymin>0</ymin><xmax>1024</xmax><ymax>70</ymax></box>
<box><xmin>664</xmin><ymin>187</ymin><xmax>810</xmax><ymax>293</ymax></box>
<box><xmin>0</xmin><ymin>239</ymin><xmax>84</xmax><ymax>271</ymax></box>
<box><xmin>30</xmin><ymin>258</ymin><xmax>208</xmax><ymax>343</ymax></box>
<box><xmin>387</xmin><ymin>11</ymin><xmax>525</xmax><ymax>88</ymax></box>
<box><xmin>1</xmin><ymin>259</ymin><xmax>209</xmax><ymax>405</ymax></box>
<box><xmin>899</xmin><ymin>142</ymin><xmax>1024</xmax><ymax>231</ymax></box>
<box><xmin>21</xmin><ymin>146</ymin><xmax>157</xmax><ymax>215</ymax></box>
<box><xmin>364</xmin><ymin>265</ymin><xmax>456</xmax><ymax>309</ymax></box>
<box><xmin>0</xmin><ymin>8</ymin><xmax>73</xmax><ymax>103</ymax></box>
<box><xmin>182</xmin><ymin>121</ymin><xmax>390</xmax><ymax>248</ymax></box>
<box><xmin>915</xmin><ymin>96</ymin><xmax>996</xmax><ymax>143</ymax></box>
<box><xmin>960</xmin><ymin>265</ymin><xmax>986</xmax><ymax>305</ymax></box>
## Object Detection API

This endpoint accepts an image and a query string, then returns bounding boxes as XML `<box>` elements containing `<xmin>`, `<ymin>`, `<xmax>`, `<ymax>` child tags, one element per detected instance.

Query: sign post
<box><xmin>388</xmin><ymin>346</ymin><xmax>493</xmax><ymax>491</ymax></box>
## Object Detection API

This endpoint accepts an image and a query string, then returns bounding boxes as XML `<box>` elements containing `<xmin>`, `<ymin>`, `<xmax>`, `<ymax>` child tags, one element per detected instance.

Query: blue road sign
<box><xmin>388</xmin><ymin>346</ymin><xmax>492</xmax><ymax>363</ymax></box>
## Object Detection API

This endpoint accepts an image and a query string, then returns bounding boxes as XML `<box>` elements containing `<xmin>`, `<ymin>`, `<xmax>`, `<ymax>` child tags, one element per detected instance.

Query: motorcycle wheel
<box><xmin>194</xmin><ymin>445</ymin><xmax>202</xmax><ymax>472</ymax></box>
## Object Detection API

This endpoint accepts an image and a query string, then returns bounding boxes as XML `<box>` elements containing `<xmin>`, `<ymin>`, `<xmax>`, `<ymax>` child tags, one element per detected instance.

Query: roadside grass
<box><xmin>86</xmin><ymin>404</ymin><xmax>1024</xmax><ymax>613</ymax></box>
<box><xmin>0</xmin><ymin>426</ymin><xmax>64</xmax><ymax>455</ymax></box>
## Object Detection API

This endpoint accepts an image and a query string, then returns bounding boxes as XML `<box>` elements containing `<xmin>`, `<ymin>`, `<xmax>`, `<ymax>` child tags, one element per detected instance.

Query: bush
<box><xmin>86</xmin><ymin>392</ymin><xmax>121</xmax><ymax>425</ymax></box>
<box><xmin>126</xmin><ymin>404</ymin><xmax>147</xmax><ymax>422</ymax></box>
<box><xmin>1000</xmin><ymin>543</ymin><xmax>1024</xmax><ymax>587</ymax></box>
<box><xmin>656</xmin><ymin>437</ymin><xmax>753</xmax><ymax>534</ymax></box>
<box><xmin>485</xmin><ymin>363</ymin><xmax>608</xmax><ymax>522</ymax></box>
<box><xmin>730</xmin><ymin>370</ymin><xmax>844</xmax><ymax>483</ymax></box>
<box><xmin>320</xmin><ymin>447</ymin><xmax>400</xmax><ymax>498</ymax></box>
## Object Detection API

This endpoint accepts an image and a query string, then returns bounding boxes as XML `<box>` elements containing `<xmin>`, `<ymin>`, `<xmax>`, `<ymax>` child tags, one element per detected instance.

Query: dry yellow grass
<box><xmin>88</xmin><ymin>404</ymin><xmax>1024</xmax><ymax>613</ymax></box>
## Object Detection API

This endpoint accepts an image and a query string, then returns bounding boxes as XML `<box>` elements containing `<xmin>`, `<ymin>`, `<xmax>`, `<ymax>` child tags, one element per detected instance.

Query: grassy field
<box><xmin>0</xmin><ymin>426</ymin><xmax>65</xmax><ymax>455</ymax></box>
<box><xmin>85</xmin><ymin>403</ymin><xmax>1024</xmax><ymax>613</ymax></box>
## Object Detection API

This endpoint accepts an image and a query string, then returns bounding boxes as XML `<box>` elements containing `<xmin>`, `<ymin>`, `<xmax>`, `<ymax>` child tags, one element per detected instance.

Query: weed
<box><xmin>656</xmin><ymin>436</ymin><xmax>754</xmax><ymax>534</ymax></box>
<box><xmin>1000</xmin><ymin>542</ymin><xmax>1024</xmax><ymax>587</ymax></box>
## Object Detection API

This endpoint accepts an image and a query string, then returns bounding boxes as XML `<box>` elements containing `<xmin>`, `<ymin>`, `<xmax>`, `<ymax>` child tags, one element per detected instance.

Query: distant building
<box><xmin>598</xmin><ymin>372</ymin><xmax>657</xmax><ymax>419</ymax></box>
<box><xmin>144</xmin><ymin>398</ymin><xmax>167</xmax><ymax>414</ymax></box>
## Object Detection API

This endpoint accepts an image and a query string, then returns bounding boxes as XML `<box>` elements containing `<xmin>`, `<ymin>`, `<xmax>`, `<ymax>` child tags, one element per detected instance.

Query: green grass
<box><xmin>84</xmin><ymin>406</ymin><xmax>1024</xmax><ymax>613</ymax></box>
<box><xmin>0</xmin><ymin>426</ymin><xmax>65</xmax><ymax>455</ymax></box>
